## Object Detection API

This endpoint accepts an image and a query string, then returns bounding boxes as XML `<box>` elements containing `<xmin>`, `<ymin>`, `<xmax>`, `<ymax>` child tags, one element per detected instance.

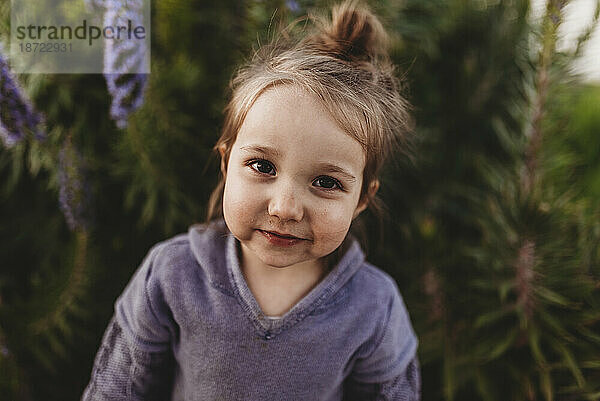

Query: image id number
<box><xmin>19</xmin><ymin>42</ymin><xmax>72</xmax><ymax>53</ymax></box>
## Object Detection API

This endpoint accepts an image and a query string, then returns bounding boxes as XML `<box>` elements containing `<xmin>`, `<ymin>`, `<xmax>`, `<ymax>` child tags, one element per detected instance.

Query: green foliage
<box><xmin>0</xmin><ymin>0</ymin><xmax>599</xmax><ymax>400</ymax></box>
<box><xmin>543</xmin><ymin>84</ymin><xmax>600</xmax><ymax>199</ymax></box>
<box><xmin>374</xmin><ymin>0</ymin><xmax>600</xmax><ymax>399</ymax></box>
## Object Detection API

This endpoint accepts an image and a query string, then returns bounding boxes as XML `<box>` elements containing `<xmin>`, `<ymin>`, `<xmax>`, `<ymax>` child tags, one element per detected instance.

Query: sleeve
<box><xmin>81</xmin><ymin>316</ymin><xmax>174</xmax><ymax>401</ymax></box>
<box><xmin>81</xmin><ymin>244</ymin><xmax>175</xmax><ymax>400</ymax></box>
<box><xmin>343</xmin><ymin>357</ymin><xmax>420</xmax><ymax>401</ymax></box>
<box><xmin>343</xmin><ymin>280</ymin><xmax>420</xmax><ymax>401</ymax></box>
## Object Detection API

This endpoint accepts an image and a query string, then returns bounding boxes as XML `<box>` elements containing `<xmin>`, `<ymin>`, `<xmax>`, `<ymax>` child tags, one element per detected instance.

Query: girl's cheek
<box><xmin>312</xmin><ymin>203</ymin><xmax>354</xmax><ymax>238</ymax></box>
<box><xmin>224</xmin><ymin>174</ymin><xmax>263</xmax><ymax>220</ymax></box>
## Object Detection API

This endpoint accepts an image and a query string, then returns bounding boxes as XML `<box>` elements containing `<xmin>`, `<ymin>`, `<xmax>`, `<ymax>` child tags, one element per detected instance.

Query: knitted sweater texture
<box><xmin>82</xmin><ymin>220</ymin><xmax>419</xmax><ymax>400</ymax></box>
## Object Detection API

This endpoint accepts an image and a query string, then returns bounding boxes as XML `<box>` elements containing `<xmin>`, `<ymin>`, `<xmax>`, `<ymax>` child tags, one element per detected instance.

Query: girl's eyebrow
<box><xmin>315</xmin><ymin>163</ymin><xmax>357</xmax><ymax>182</ymax></box>
<box><xmin>239</xmin><ymin>144</ymin><xmax>282</xmax><ymax>158</ymax></box>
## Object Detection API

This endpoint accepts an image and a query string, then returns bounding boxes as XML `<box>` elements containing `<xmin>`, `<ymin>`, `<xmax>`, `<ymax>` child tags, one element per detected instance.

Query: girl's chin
<box><xmin>256</xmin><ymin>253</ymin><xmax>305</xmax><ymax>269</ymax></box>
<box><xmin>251</xmin><ymin>248</ymin><xmax>319</xmax><ymax>269</ymax></box>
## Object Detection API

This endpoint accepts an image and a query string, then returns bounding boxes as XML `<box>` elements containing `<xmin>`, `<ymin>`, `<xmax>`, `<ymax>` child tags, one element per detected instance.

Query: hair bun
<box><xmin>309</xmin><ymin>1</ymin><xmax>388</xmax><ymax>62</ymax></box>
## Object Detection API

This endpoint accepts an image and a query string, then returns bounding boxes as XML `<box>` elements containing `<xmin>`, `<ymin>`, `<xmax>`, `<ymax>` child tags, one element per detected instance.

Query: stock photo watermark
<box><xmin>10</xmin><ymin>0</ymin><xmax>150</xmax><ymax>73</ymax></box>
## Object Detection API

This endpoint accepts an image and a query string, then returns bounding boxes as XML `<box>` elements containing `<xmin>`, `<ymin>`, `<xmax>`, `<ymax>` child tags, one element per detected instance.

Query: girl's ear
<box><xmin>218</xmin><ymin>144</ymin><xmax>227</xmax><ymax>176</ymax></box>
<box><xmin>353</xmin><ymin>179</ymin><xmax>380</xmax><ymax>219</ymax></box>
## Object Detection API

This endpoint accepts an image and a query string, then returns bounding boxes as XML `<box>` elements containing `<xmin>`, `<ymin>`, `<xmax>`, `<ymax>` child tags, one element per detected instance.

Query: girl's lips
<box><xmin>259</xmin><ymin>230</ymin><xmax>304</xmax><ymax>246</ymax></box>
<box><xmin>268</xmin><ymin>230</ymin><xmax>302</xmax><ymax>239</ymax></box>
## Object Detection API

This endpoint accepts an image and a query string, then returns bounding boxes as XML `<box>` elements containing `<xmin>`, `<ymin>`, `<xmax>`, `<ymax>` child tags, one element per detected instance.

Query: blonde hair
<box><xmin>206</xmin><ymin>0</ymin><xmax>413</xmax><ymax>222</ymax></box>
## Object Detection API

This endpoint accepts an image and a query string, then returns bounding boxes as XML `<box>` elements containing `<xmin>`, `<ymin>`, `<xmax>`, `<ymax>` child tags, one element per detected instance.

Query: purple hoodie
<box><xmin>82</xmin><ymin>220</ymin><xmax>419</xmax><ymax>400</ymax></box>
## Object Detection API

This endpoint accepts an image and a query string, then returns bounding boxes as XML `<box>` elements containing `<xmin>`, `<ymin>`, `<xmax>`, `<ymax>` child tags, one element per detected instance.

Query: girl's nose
<box><xmin>267</xmin><ymin>182</ymin><xmax>304</xmax><ymax>222</ymax></box>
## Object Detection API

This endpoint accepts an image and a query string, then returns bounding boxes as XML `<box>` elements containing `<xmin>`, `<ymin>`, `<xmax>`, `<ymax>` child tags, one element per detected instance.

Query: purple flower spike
<box><xmin>102</xmin><ymin>0</ymin><xmax>149</xmax><ymax>129</ymax></box>
<box><xmin>58</xmin><ymin>138</ymin><xmax>91</xmax><ymax>231</ymax></box>
<box><xmin>286</xmin><ymin>0</ymin><xmax>301</xmax><ymax>13</ymax></box>
<box><xmin>104</xmin><ymin>73</ymin><xmax>147</xmax><ymax>129</ymax></box>
<box><xmin>0</xmin><ymin>52</ymin><xmax>44</xmax><ymax>148</ymax></box>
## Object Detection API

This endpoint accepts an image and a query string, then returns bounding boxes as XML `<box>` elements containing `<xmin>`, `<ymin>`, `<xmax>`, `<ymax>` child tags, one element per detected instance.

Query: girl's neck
<box><xmin>238</xmin><ymin>243</ymin><xmax>328</xmax><ymax>317</ymax></box>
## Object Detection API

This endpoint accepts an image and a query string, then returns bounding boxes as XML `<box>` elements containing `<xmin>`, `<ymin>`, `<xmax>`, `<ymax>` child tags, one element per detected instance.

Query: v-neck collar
<box><xmin>224</xmin><ymin>232</ymin><xmax>365</xmax><ymax>338</ymax></box>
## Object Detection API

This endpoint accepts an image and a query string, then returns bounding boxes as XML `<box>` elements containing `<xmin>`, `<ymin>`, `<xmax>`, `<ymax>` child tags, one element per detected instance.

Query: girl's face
<box><xmin>222</xmin><ymin>85</ymin><xmax>368</xmax><ymax>270</ymax></box>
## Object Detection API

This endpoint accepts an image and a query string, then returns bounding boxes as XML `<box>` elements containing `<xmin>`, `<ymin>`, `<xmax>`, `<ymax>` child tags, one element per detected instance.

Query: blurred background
<box><xmin>1</xmin><ymin>0</ymin><xmax>599</xmax><ymax>400</ymax></box>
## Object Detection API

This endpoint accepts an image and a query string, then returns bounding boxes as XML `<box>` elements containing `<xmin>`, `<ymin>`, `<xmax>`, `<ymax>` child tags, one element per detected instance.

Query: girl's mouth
<box><xmin>259</xmin><ymin>230</ymin><xmax>304</xmax><ymax>246</ymax></box>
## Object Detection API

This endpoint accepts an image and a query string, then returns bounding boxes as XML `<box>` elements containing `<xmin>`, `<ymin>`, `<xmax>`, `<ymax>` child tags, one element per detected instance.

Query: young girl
<box><xmin>82</xmin><ymin>2</ymin><xmax>420</xmax><ymax>400</ymax></box>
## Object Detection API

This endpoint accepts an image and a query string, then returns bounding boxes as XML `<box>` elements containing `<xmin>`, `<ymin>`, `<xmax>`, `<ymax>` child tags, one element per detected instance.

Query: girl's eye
<box><xmin>313</xmin><ymin>176</ymin><xmax>342</xmax><ymax>190</ymax></box>
<box><xmin>249</xmin><ymin>159</ymin><xmax>275</xmax><ymax>175</ymax></box>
